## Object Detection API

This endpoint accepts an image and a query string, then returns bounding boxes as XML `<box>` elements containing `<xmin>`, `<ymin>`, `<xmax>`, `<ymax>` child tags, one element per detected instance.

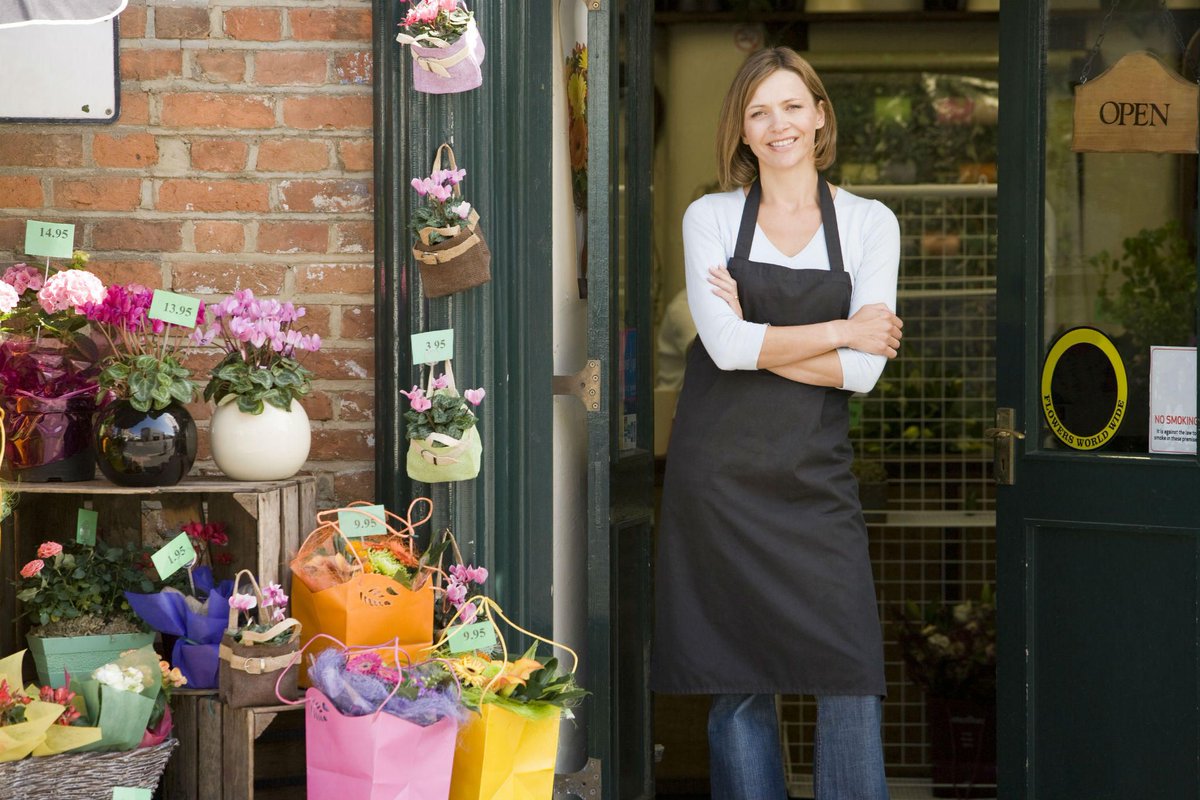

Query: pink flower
<box><xmin>464</xmin><ymin>388</ymin><xmax>486</xmax><ymax>406</ymax></box>
<box><xmin>36</xmin><ymin>542</ymin><xmax>63</xmax><ymax>559</ymax></box>
<box><xmin>0</xmin><ymin>281</ymin><xmax>18</xmax><ymax>314</ymax></box>
<box><xmin>20</xmin><ymin>559</ymin><xmax>44</xmax><ymax>578</ymax></box>
<box><xmin>458</xmin><ymin>601</ymin><xmax>478</xmax><ymax>625</ymax></box>
<box><xmin>229</xmin><ymin>594</ymin><xmax>258</xmax><ymax>612</ymax></box>
<box><xmin>37</xmin><ymin>269</ymin><xmax>105</xmax><ymax>314</ymax></box>
<box><xmin>3</xmin><ymin>263</ymin><xmax>44</xmax><ymax>295</ymax></box>
<box><xmin>411</xmin><ymin>177</ymin><xmax>429</xmax><ymax>196</ymax></box>
<box><xmin>466</xmin><ymin>566</ymin><xmax>488</xmax><ymax>584</ymax></box>
<box><xmin>445</xmin><ymin>580</ymin><xmax>467</xmax><ymax>606</ymax></box>
<box><xmin>262</xmin><ymin>583</ymin><xmax>289</xmax><ymax>608</ymax></box>
<box><xmin>428</xmin><ymin>183</ymin><xmax>454</xmax><ymax>203</ymax></box>
<box><xmin>431</xmin><ymin>374</ymin><xmax>450</xmax><ymax>390</ymax></box>
<box><xmin>411</xmin><ymin>394</ymin><xmax>432</xmax><ymax>413</ymax></box>
<box><xmin>271</xmin><ymin>607</ymin><xmax>286</xmax><ymax>623</ymax></box>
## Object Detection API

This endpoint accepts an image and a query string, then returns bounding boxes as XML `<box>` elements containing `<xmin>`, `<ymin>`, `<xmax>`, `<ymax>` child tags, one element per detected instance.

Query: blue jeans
<box><xmin>708</xmin><ymin>694</ymin><xmax>889</xmax><ymax>800</ymax></box>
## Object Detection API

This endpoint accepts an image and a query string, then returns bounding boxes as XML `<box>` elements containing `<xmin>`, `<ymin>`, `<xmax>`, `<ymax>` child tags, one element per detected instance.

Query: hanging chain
<box><xmin>1079</xmin><ymin>0</ymin><xmax>1121</xmax><ymax>85</ymax></box>
<box><xmin>1158</xmin><ymin>0</ymin><xmax>1200</xmax><ymax>83</ymax></box>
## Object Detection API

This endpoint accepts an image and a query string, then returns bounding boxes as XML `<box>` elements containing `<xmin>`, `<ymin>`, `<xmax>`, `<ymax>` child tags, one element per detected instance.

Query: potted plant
<box><xmin>192</xmin><ymin>289</ymin><xmax>320</xmax><ymax>481</ymax></box>
<box><xmin>14</xmin><ymin>539</ymin><xmax>156</xmax><ymax>688</ymax></box>
<box><xmin>394</xmin><ymin>0</ymin><xmax>485</xmax><ymax>94</ymax></box>
<box><xmin>895</xmin><ymin>586</ymin><xmax>996</xmax><ymax>797</ymax></box>
<box><xmin>851</xmin><ymin>458</ymin><xmax>890</xmax><ymax>512</ymax></box>
<box><xmin>80</xmin><ymin>284</ymin><xmax>200</xmax><ymax>486</ymax></box>
<box><xmin>218</xmin><ymin>571</ymin><xmax>300</xmax><ymax>708</ymax></box>
<box><xmin>409</xmin><ymin>144</ymin><xmax>491</xmax><ymax>298</ymax></box>
<box><xmin>401</xmin><ymin>366</ymin><xmax>485</xmax><ymax>483</ymax></box>
<box><xmin>0</xmin><ymin>252</ymin><xmax>107</xmax><ymax>482</ymax></box>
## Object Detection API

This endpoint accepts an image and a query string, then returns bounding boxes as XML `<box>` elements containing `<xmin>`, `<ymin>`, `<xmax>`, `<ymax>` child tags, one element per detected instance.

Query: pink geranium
<box><xmin>2</xmin><ymin>263</ymin><xmax>43</xmax><ymax>295</ymax></box>
<box><xmin>37</xmin><ymin>269</ymin><xmax>105</xmax><ymax>314</ymax></box>
<box><xmin>36</xmin><ymin>542</ymin><xmax>63</xmax><ymax>559</ymax></box>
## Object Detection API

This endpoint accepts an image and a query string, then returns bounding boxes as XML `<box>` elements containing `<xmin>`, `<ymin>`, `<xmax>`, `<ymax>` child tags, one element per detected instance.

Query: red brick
<box><xmin>337</xmin><ymin>139</ymin><xmax>372</xmax><ymax>172</ymax></box>
<box><xmin>184</xmin><ymin>400</ymin><xmax>212</xmax><ymax>422</ymax></box>
<box><xmin>305</xmin><ymin>349</ymin><xmax>374</xmax><ymax>380</ymax></box>
<box><xmin>296</xmin><ymin>305</ymin><xmax>331</xmax><ymax>337</ymax></box>
<box><xmin>158</xmin><ymin>179</ymin><xmax>268</xmax><ymax>212</ymax></box>
<box><xmin>309</xmin><ymin>428</ymin><xmax>374</xmax><ymax>460</ymax></box>
<box><xmin>0</xmin><ymin>219</ymin><xmax>26</xmax><ymax>246</ymax></box>
<box><xmin>161</xmin><ymin>93</ymin><xmax>275</xmax><ymax>129</ymax></box>
<box><xmin>0</xmin><ymin>134</ymin><xmax>83</xmax><ymax>167</ymax></box>
<box><xmin>254</xmin><ymin>52</ymin><xmax>327</xmax><ymax>86</ymax></box>
<box><xmin>120</xmin><ymin>4</ymin><xmax>147</xmax><ymax>38</ymax></box>
<box><xmin>92</xmin><ymin>220</ymin><xmax>182</xmax><ymax>252</ymax></box>
<box><xmin>193</xmin><ymin>51</ymin><xmax>246</xmax><ymax>83</ymax></box>
<box><xmin>336</xmin><ymin>391</ymin><xmax>374</xmax><ymax>422</ymax></box>
<box><xmin>118</xmin><ymin>91</ymin><xmax>150</xmax><ymax>125</ymax></box>
<box><xmin>256</xmin><ymin>139</ymin><xmax>329</xmax><ymax>172</ymax></box>
<box><xmin>279</xmin><ymin>180</ymin><xmax>371</xmax><ymax>213</ymax></box>
<box><xmin>223</xmin><ymin>8</ymin><xmax>281</xmax><ymax>41</ymax></box>
<box><xmin>190</xmin><ymin>139</ymin><xmax>249</xmax><ymax>172</ymax></box>
<box><xmin>87</xmin><ymin>259</ymin><xmax>164</xmax><ymax>289</ymax></box>
<box><xmin>333</xmin><ymin>222</ymin><xmax>373</xmax><ymax>254</ymax></box>
<box><xmin>299</xmin><ymin>391</ymin><xmax>333</xmax><ymax>421</ymax></box>
<box><xmin>172</xmin><ymin>262</ymin><xmax>287</xmax><ymax>294</ymax></box>
<box><xmin>0</xmin><ymin>177</ymin><xmax>44</xmax><ymax>208</ymax></box>
<box><xmin>257</xmin><ymin>222</ymin><xmax>329</xmax><ymax>254</ymax></box>
<box><xmin>180</xmin><ymin>349</ymin><xmax>223</xmax><ymax>376</ymax></box>
<box><xmin>294</xmin><ymin>263</ymin><xmax>373</xmax><ymax>294</ymax></box>
<box><xmin>155</xmin><ymin>6</ymin><xmax>210</xmax><ymax>39</ymax></box>
<box><xmin>341</xmin><ymin>305</ymin><xmax>374</xmax><ymax>339</ymax></box>
<box><xmin>282</xmin><ymin>96</ymin><xmax>371</xmax><ymax>130</ymax></box>
<box><xmin>333</xmin><ymin>51</ymin><xmax>372</xmax><ymax>86</ymax></box>
<box><xmin>93</xmin><ymin>133</ymin><xmax>158</xmax><ymax>168</ymax></box>
<box><xmin>55</xmin><ymin>178</ymin><xmax>142</xmax><ymax>211</ymax></box>
<box><xmin>120</xmin><ymin>48</ymin><xmax>183</xmax><ymax>80</ymax></box>
<box><xmin>289</xmin><ymin>8</ymin><xmax>371</xmax><ymax>41</ymax></box>
<box><xmin>194</xmin><ymin>221</ymin><xmax>245</xmax><ymax>253</ymax></box>
<box><xmin>333</xmin><ymin>468</ymin><xmax>375</xmax><ymax>505</ymax></box>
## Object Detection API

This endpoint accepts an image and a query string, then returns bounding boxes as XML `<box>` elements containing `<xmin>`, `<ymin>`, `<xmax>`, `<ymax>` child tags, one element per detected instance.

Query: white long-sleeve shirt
<box><xmin>682</xmin><ymin>186</ymin><xmax>900</xmax><ymax>393</ymax></box>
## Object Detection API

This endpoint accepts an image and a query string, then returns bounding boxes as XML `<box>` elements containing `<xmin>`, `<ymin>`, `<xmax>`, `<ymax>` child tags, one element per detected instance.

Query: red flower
<box><xmin>215</xmin><ymin>552</ymin><xmax>234</xmax><ymax>566</ymax></box>
<box><xmin>205</xmin><ymin>523</ymin><xmax>229</xmax><ymax>547</ymax></box>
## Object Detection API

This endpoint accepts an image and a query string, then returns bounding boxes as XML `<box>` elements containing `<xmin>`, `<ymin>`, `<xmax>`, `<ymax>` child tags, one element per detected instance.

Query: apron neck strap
<box><xmin>733</xmin><ymin>175</ymin><xmax>845</xmax><ymax>274</ymax></box>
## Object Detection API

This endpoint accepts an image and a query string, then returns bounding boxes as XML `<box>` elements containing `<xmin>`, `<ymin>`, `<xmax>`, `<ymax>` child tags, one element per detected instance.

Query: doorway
<box><xmin>648</xmin><ymin>5</ymin><xmax>1000</xmax><ymax>797</ymax></box>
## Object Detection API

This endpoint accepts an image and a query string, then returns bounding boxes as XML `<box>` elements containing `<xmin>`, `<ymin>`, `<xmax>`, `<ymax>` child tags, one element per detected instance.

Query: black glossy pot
<box><xmin>94</xmin><ymin>400</ymin><xmax>197</xmax><ymax>487</ymax></box>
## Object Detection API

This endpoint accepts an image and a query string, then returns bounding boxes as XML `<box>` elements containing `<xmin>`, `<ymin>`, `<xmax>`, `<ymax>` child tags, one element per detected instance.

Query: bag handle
<box><xmin>228</xmin><ymin>569</ymin><xmax>268</xmax><ymax>630</ymax></box>
<box><xmin>431</xmin><ymin>144</ymin><xmax>462</xmax><ymax>200</ymax></box>
<box><xmin>425</xmin><ymin>359</ymin><xmax>459</xmax><ymax>396</ymax></box>
<box><xmin>315</xmin><ymin>497</ymin><xmax>434</xmax><ymax>547</ymax></box>
<box><xmin>238</xmin><ymin>617</ymin><xmax>302</xmax><ymax>646</ymax></box>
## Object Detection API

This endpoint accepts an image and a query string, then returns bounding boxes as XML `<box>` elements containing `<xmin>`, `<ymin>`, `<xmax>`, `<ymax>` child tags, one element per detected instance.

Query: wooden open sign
<box><xmin>1073</xmin><ymin>51</ymin><xmax>1198</xmax><ymax>154</ymax></box>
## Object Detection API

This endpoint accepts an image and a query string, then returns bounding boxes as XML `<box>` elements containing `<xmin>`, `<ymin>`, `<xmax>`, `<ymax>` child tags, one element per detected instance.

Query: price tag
<box><xmin>76</xmin><ymin>508</ymin><xmax>98</xmax><ymax>546</ymax></box>
<box><xmin>447</xmin><ymin>622</ymin><xmax>498</xmax><ymax>654</ymax></box>
<box><xmin>24</xmin><ymin>220</ymin><xmax>75</xmax><ymax>259</ymax></box>
<box><xmin>151</xmin><ymin>532</ymin><xmax>196</xmax><ymax>580</ymax></box>
<box><xmin>113</xmin><ymin>789</ymin><xmax>152</xmax><ymax>800</ymax></box>
<box><xmin>411</xmin><ymin>328</ymin><xmax>454</xmax><ymax>365</ymax></box>
<box><xmin>338</xmin><ymin>504</ymin><xmax>387</xmax><ymax>538</ymax></box>
<box><xmin>148</xmin><ymin>290</ymin><xmax>200</xmax><ymax>328</ymax></box>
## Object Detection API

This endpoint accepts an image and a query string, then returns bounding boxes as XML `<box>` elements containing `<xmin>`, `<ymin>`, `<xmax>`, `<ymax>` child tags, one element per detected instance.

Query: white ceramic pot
<box><xmin>210</xmin><ymin>398</ymin><xmax>311</xmax><ymax>481</ymax></box>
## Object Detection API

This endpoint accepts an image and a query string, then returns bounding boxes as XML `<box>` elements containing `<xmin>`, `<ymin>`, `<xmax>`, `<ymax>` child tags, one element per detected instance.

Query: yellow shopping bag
<box><xmin>449</xmin><ymin>704</ymin><xmax>560</xmax><ymax>800</ymax></box>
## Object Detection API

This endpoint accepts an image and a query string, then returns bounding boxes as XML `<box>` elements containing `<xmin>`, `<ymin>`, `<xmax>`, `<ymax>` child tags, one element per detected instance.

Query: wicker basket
<box><xmin>0</xmin><ymin>739</ymin><xmax>178</xmax><ymax>800</ymax></box>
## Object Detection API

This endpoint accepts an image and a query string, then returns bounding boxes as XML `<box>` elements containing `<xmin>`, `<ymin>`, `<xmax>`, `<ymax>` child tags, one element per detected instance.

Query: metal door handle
<box><xmin>984</xmin><ymin>426</ymin><xmax>1025</xmax><ymax>440</ymax></box>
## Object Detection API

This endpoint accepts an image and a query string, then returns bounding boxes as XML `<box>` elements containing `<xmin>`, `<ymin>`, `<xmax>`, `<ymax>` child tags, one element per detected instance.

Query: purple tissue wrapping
<box><xmin>125</xmin><ymin>567</ymin><xmax>233</xmax><ymax>689</ymax></box>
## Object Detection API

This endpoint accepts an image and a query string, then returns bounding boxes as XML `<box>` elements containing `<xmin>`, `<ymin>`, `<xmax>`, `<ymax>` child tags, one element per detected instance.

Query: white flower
<box><xmin>451</xmin><ymin>201</ymin><xmax>471</xmax><ymax>220</ymax></box>
<box><xmin>952</xmin><ymin>603</ymin><xmax>971</xmax><ymax>623</ymax></box>
<box><xmin>927</xmin><ymin>634</ymin><xmax>952</xmax><ymax>652</ymax></box>
<box><xmin>93</xmin><ymin>663</ymin><xmax>147</xmax><ymax>693</ymax></box>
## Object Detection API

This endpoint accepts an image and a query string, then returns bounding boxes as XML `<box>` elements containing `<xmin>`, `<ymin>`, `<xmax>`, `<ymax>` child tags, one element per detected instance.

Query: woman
<box><xmin>652</xmin><ymin>47</ymin><xmax>903</xmax><ymax>799</ymax></box>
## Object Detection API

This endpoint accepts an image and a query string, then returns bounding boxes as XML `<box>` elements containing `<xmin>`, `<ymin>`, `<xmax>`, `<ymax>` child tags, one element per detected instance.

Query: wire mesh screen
<box><xmin>780</xmin><ymin>184</ymin><xmax>999</xmax><ymax>797</ymax></box>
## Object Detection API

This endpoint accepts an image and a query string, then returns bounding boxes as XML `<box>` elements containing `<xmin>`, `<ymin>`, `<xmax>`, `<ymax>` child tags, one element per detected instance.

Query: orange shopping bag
<box><xmin>290</xmin><ymin>499</ymin><xmax>437</xmax><ymax>682</ymax></box>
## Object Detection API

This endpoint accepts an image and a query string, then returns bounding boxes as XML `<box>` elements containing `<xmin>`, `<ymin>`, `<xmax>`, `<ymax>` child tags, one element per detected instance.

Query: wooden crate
<box><xmin>0</xmin><ymin>476</ymin><xmax>318</xmax><ymax>660</ymax></box>
<box><xmin>165</xmin><ymin>691</ymin><xmax>307</xmax><ymax>800</ymax></box>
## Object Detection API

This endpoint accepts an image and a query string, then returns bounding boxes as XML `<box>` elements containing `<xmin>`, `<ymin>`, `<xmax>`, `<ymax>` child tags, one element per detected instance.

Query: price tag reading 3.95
<box><xmin>151</xmin><ymin>532</ymin><xmax>197</xmax><ymax>580</ymax></box>
<box><xmin>338</xmin><ymin>504</ymin><xmax>388</xmax><ymax>538</ymax></box>
<box><xmin>447</xmin><ymin>621</ymin><xmax>498</xmax><ymax>654</ymax></box>
<box><xmin>410</xmin><ymin>329</ymin><xmax>455</xmax><ymax>365</ymax></box>
<box><xmin>148</xmin><ymin>290</ymin><xmax>201</xmax><ymax>329</ymax></box>
<box><xmin>23</xmin><ymin>220</ymin><xmax>75</xmax><ymax>259</ymax></box>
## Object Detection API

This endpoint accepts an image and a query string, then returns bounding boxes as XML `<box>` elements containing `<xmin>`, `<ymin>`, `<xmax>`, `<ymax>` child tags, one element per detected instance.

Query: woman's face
<box><xmin>741</xmin><ymin>69</ymin><xmax>825</xmax><ymax>173</ymax></box>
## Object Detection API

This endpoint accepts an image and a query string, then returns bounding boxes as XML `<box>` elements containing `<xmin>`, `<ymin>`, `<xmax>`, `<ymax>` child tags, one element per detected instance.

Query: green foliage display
<box><xmin>203</xmin><ymin>352</ymin><xmax>314</xmax><ymax>415</ymax></box>
<box><xmin>14</xmin><ymin>540</ymin><xmax>154</xmax><ymax>630</ymax></box>
<box><xmin>100</xmin><ymin>353</ymin><xmax>196</xmax><ymax>414</ymax></box>
<box><xmin>895</xmin><ymin>585</ymin><xmax>995</xmax><ymax>702</ymax></box>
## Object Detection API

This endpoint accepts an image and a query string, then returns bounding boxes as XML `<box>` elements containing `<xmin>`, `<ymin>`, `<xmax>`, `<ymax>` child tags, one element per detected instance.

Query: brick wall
<box><xmin>0</xmin><ymin>0</ymin><xmax>376</xmax><ymax>505</ymax></box>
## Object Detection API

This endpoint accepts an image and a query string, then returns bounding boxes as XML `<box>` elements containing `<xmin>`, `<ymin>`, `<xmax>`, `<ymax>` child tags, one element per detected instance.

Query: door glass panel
<box><xmin>1043</xmin><ymin>1</ymin><xmax>1200</xmax><ymax>453</ymax></box>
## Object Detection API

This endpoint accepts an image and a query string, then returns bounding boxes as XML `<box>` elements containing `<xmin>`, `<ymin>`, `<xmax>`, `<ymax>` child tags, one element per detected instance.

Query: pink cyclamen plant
<box><xmin>409</xmin><ymin>164</ymin><xmax>476</xmax><ymax>245</ymax></box>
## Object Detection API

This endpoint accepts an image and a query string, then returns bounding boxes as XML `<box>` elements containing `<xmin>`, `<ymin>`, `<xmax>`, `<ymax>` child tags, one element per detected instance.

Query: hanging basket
<box><xmin>401</xmin><ymin>19</ymin><xmax>485</xmax><ymax>95</ymax></box>
<box><xmin>412</xmin><ymin>144</ymin><xmax>491</xmax><ymax>298</ymax></box>
<box><xmin>0</xmin><ymin>739</ymin><xmax>178</xmax><ymax>800</ymax></box>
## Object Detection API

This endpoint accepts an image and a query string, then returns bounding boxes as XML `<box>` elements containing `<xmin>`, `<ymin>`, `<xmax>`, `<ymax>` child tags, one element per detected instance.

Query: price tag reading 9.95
<box><xmin>24</xmin><ymin>220</ymin><xmax>75</xmax><ymax>259</ymax></box>
<box><xmin>148</xmin><ymin>290</ymin><xmax>201</xmax><ymax>329</ymax></box>
<box><xmin>410</xmin><ymin>329</ymin><xmax>455</xmax><ymax>365</ymax></box>
<box><xmin>151</xmin><ymin>532</ymin><xmax>197</xmax><ymax>580</ymax></box>
<box><xmin>338</xmin><ymin>505</ymin><xmax>388</xmax><ymax>538</ymax></box>
<box><xmin>447</xmin><ymin>621</ymin><xmax>498</xmax><ymax>654</ymax></box>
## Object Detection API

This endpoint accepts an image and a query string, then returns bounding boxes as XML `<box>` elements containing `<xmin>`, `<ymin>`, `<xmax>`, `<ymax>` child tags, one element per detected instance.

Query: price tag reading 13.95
<box><xmin>151</xmin><ymin>532</ymin><xmax>196</xmax><ymax>580</ymax></box>
<box><xmin>411</xmin><ymin>328</ymin><xmax>454</xmax><ymax>365</ymax></box>
<box><xmin>447</xmin><ymin>622</ymin><xmax>498</xmax><ymax>654</ymax></box>
<box><xmin>338</xmin><ymin>504</ymin><xmax>388</xmax><ymax>538</ymax></box>
<box><xmin>148</xmin><ymin>290</ymin><xmax>201</xmax><ymax>329</ymax></box>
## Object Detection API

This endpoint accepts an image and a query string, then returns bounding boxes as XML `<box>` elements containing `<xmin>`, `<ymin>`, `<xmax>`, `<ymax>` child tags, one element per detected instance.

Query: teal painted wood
<box><xmin>372</xmin><ymin>1</ymin><xmax>556</xmax><ymax>634</ymax></box>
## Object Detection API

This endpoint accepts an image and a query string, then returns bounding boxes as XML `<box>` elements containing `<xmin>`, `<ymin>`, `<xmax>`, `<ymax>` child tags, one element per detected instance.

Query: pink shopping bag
<box><xmin>306</xmin><ymin>687</ymin><xmax>458</xmax><ymax>800</ymax></box>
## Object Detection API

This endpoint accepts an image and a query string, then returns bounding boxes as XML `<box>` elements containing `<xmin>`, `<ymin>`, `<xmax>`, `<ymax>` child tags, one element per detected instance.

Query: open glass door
<box><xmin>998</xmin><ymin>2</ymin><xmax>1200</xmax><ymax>795</ymax></box>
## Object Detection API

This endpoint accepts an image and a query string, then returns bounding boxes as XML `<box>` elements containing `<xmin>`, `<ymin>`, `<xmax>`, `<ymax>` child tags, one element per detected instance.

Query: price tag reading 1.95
<box><xmin>338</xmin><ymin>504</ymin><xmax>388</xmax><ymax>538</ymax></box>
<box><xmin>148</xmin><ymin>290</ymin><xmax>201</xmax><ymax>329</ymax></box>
<box><xmin>151</xmin><ymin>532</ymin><xmax>197</xmax><ymax>580</ymax></box>
<box><xmin>410</xmin><ymin>328</ymin><xmax>454</xmax><ymax>365</ymax></box>
<box><xmin>113</xmin><ymin>789</ymin><xmax>152</xmax><ymax>800</ymax></box>
<box><xmin>76</xmin><ymin>508</ymin><xmax>98</xmax><ymax>546</ymax></box>
<box><xmin>447</xmin><ymin>621</ymin><xmax>499</xmax><ymax>654</ymax></box>
<box><xmin>24</xmin><ymin>220</ymin><xmax>75</xmax><ymax>259</ymax></box>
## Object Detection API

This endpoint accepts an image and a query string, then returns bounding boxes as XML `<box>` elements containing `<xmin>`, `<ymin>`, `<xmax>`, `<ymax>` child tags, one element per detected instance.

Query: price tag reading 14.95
<box><xmin>151</xmin><ymin>532</ymin><xmax>196</xmax><ymax>580</ymax></box>
<box><xmin>24</xmin><ymin>220</ymin><xmax>75</xmax><ymax>259</ymax></box>
<box><xmin>338</xmin><ymin>504</ymin><xmax>388</xmax><ymax>538</ymax></box>
<box><xmin>411</xmin><ymin>328</ymin><xmax>454</xmax><ymax>365</ymax></box>
<box><xmin>447</xmin><ymin>622</ymin><xmax>498</xmax><ymax>654</ymax></box>
<box><xmin>148</xmin><ymin>290</ymin><xmax>200</xmax><ymax>329</ymax></box>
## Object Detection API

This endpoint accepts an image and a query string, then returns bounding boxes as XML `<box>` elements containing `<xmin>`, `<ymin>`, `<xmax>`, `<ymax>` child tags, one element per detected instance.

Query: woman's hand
<box><xmin>841</xmin><ymin>303</ymin><xmax>903</xmax><ymax>358</ymax></box>
<box><xmin>708</xmin><ymin>266</ymin><xmax>743</xmax><ymax>320</ymax></box>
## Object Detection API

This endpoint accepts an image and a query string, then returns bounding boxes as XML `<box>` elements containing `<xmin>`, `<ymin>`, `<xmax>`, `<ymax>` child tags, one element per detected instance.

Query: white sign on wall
<box><xmin>1149</xmin><ymin>346</ymin><xmax>1197</xmax><ymax>454</ymax></box>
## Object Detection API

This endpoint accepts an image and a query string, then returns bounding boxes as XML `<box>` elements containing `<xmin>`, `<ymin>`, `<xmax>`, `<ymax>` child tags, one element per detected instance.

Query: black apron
<box><xmin>651</xmin><ymin>177</ymin><xmax>886</xmax><ymax>696</ymax></box>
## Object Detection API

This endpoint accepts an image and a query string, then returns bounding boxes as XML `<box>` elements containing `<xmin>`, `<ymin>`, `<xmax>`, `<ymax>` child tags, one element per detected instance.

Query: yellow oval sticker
<box><xmin>1041</xmin><ymin>327</ymin><xmax>1128</xmax><ymax>450</ymax></box>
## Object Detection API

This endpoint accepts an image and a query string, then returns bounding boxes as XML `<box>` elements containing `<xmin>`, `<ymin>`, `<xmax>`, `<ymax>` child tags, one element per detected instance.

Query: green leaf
<box><xmin>169</xmin><ymin>379</ymin><xmax>196</xmax><ymax>404</ymax></box>
<box><xmin>249</xmin><ymin>370</ymin><xmax>273</xmax><ymax>388</ymax></box>
<box><xmin>237</xmin><ymin>395</ymin><xmax>265</xmax><ymax>415</ymax></box>
<box><xmin>135</xmin><ymin>355</ymin><xmax>158</xmax><ymax>370</ymax></box>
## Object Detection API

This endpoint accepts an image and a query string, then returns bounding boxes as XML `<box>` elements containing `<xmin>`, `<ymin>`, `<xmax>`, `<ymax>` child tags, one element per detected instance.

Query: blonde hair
<box><xmin>715</xmin><ymin>47</ymin><xmax>838</xmax><ymax>190</ymax></box>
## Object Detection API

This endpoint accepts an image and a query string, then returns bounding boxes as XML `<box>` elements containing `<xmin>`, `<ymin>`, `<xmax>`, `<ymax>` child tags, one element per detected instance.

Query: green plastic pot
<box><xmin>27</xmin><ymin>631</ymin><xmax>156</xmax><ymax>688</ymax></box>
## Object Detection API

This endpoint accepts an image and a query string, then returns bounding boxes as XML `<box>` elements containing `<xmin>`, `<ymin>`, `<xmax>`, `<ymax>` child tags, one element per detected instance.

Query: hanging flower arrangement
<box><xmin>395</xmin><ymin>0</ymin><xmax>486</xmax><ymax>94</ymax></box>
